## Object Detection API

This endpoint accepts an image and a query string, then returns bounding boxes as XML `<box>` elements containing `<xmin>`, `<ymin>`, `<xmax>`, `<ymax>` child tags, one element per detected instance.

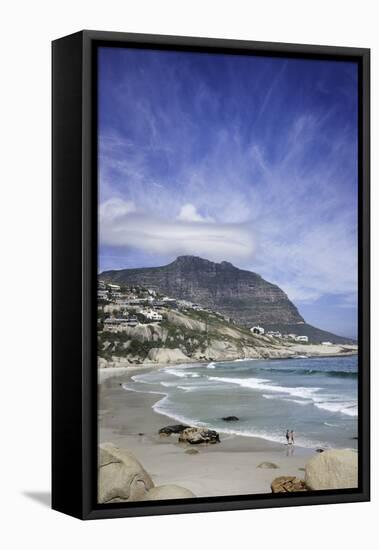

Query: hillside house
<box><xmin>143</xmin><ymin>309</ymin><xmax>163</xmax><ymax>322</ymax></box>
<box><xmin>161</xmin><ymin>297</ymin><xmax>178</xmax><ymax>308</ymax></box>
<box><xmin>126</xmin><ymin>316</ymin><xmax>138</xmax><ymax>327</ymax></box>
<box><xmin>295</xmin><ymin>335</ymin><xmax>309</xmax><ymax>343</ymax></box>
<box><xmin>104</xmin><ymin>317</ymin><xmax>128</xmax><ymax>326</ymax></box>
<box><xmin>266</xmin><ymin>330</ymin><xmax>281</xmax><ymax>338</ymax></box>
<box><xmin>129</xmin><ymin>298</ymin><xmax>147</xmax><ymax>305</ymax></box>
<box><xmin>103</xmin><ymin>317</ymin><xmax>135</xmax><ymax>332</ymax></box>
<box><xmin>107</xmin><ymin>283</ymin><xmax>121</xmax><ymax>291</ymax></box>
<box><xmin>103</xmin><ymin>318</ymin><xmax>127</xmax><ymax>331</ymax></box>
<box><xmin>97</xmin><ymin>289</ymin><xmax>109</xmax><ymax>301</ymax></box>
<box><xmin>177</xmin><ymin>300</ymin><xmax>192</xmax><ymax>308</ymax></box>
<box><xmin>104</xmin><ymin>283</ymin><xmax>123</xmax><ymax>300</ymax></box>
<box><xmin>251</xmin><ymin>325</ymin><xmax>265</xmax><ymax>335</ymax></box>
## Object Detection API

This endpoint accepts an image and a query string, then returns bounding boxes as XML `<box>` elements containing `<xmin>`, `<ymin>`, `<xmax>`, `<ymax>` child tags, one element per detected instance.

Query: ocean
<box><xmin>124</xmin><ymin>355</ymin><xmax>358</xmax><ymax>450</ymax></box>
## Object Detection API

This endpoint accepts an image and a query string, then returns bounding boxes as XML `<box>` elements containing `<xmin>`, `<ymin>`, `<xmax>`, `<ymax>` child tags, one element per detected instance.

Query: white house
<box><xmin>107</xmin><ymin>283</ymin><xmax>121</xmax><ymax>291</ymax></box>
<box><xmin>267</xmin><ymin>330</ymin><xmax>281</xmax><ymax>338</ymax></box>
<box><xmin>103</xmin><ymin>317</ymin><xmax>135</xmax><ymax>332</ymax></box>
<box><xmin>321</xmin><ymin>341</ymin><xmax>333</xmax><ymax>346</ymax></box>
<box><xmin>97</xmin><ymin>289</ymin><xmax>109</xmax><ymax>300</ymax></box>
<box><xmin>296</xmin><ymin>335</ymin><xmax>309</xmax><ymax>343</ymax></box>
<box><xmin>103</xmin><ymin>318</ymin><xmax>126</xmax><ymax>331</ymax></box>
<box><xmin>251</xmin><ymin>325</ymin><xmax>265</xmax><ymax>335</ymax></box>
<box><xmin>104</xmin><ymin>317</ymin><xmax>128</xmax><ymax>326</ymax></box>
<box><xmin>129</xmin><ymin>298</ymin><xmax>146</xmax><ymax>305</ymax></box>
<box><xmin>177</xmin><ymin>300</ymin><xmax>194</xmax><ymax>309</ymax></box>
<box><xmin>126</xmin><ymin>316</ymin><xmax>138</xmax><ymax>327</ymax></box>
<box><xmin>143</xmin><ymin>309</ymin><xmax>163</xmax><ymax>322</ymax></box>
<box><xmin>162</xmin><ymin>297</ymin><xmax>177</xmax><ymax>308</ymax></box>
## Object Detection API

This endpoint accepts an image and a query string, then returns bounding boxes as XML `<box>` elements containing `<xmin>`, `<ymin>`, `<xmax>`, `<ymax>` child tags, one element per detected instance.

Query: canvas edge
<box><xmin>52</xmin><ymin>30</ymin><xmax>370</xmax><ymax>520</ymax></box>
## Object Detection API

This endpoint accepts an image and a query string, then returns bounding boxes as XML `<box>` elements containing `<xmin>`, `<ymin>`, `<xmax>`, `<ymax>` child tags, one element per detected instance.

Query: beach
<box><xmin>99</xmin><ymin>365</ymin><xmax>317</xmax><ymax>498</ymax></box>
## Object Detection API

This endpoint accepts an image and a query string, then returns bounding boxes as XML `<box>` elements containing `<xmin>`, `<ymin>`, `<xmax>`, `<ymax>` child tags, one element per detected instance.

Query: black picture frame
<box><xmin>52</xmin><ymin>30</ymin><xmax>370</xmax><ymax>520</ymax></box>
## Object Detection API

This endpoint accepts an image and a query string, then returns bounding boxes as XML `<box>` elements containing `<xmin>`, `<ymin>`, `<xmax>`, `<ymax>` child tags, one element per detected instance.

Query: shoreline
<box><xmin>99</xmin><ymin>348</ymin><xmax>358</xmax><ymax>371</ymax></box>
<box><xmin>99</xmin><ymin>364</ymin><xmax>317</xmax><ymax>497</ymax></box>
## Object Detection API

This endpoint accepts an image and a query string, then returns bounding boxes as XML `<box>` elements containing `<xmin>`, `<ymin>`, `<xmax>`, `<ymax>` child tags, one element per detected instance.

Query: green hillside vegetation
<box><xmin>97</xmin><ymin>306</ymin><xmax>276</xmax><ymax>363</ymax></box>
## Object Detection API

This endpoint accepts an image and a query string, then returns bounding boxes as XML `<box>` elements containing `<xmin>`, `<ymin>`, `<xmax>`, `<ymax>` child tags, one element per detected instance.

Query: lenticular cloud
<box><xmin>99</xmin><ymin>198</ymin><xmax>255</xmax><ymax>262</ymax></box>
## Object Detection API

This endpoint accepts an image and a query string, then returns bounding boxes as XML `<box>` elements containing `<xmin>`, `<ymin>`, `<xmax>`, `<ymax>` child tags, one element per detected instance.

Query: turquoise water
<box><xmin>125</xmin><ymin>356</ymin><xmax>358</xmax><ymax>450</ymax></box>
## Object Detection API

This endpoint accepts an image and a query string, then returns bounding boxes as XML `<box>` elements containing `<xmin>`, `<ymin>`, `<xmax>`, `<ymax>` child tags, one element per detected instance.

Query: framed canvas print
<box><xmin>52</xmin><ymin>30</ymin><xmax>370</xmax><ymax>520</ymax></box>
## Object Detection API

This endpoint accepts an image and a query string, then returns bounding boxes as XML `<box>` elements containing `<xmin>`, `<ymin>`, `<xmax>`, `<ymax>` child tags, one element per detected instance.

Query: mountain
<box><xmin>101</xmin><ymin>256</ymin><xmax>303</xmax><ymax>325</ymax></box>
<box><xmin>100</xmin><ymin>256</ymin><xmax>354</xmax><ymax>344</ymax></box>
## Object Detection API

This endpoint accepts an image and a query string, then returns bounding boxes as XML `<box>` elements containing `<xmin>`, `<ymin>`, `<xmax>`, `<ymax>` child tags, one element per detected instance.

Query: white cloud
<box><xmin>177</xmin><ymin>203</ymin><xmax>214</xmax><ymax>223</ymax></box>
<box><xmin>100</xmin><ymin>198</ymin><xmax>136</xmax><ymax>219</ymax></box>
<box><xmin>100</xmin><ymin>198</ymin><xmax>255</xmax><ymax>262</ymax></box>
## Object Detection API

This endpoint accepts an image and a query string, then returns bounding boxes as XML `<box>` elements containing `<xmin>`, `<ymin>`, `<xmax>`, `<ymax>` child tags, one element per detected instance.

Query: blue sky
<box><xmin>98</xmin><ymin>47</ymin><xmax>358</xmax><ymax>338</ymax></box>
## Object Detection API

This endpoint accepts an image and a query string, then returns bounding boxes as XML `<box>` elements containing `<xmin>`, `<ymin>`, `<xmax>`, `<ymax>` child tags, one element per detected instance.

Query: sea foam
<box><xmin>207</xmin><ymin>375</ymin><xmax>321</xmax><ymax>400</ymax></box>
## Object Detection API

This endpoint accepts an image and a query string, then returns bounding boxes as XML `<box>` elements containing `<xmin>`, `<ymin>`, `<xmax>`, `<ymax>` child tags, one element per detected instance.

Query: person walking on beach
<box><xmin>290</xmin><ymin>430</ymin><xmax>295</xmax><ymax>445</ymax></box>
<box><xmin>286</xmin><ymin>429</ymin><xmax>290</xmax><ymax>445</ymax></box>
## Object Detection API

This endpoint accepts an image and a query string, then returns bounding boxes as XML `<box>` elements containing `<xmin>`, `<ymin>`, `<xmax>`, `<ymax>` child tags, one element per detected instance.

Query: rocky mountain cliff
<box><xmin>101</xmin><ymin>255</ymin><xmax>304</xmax><ymax>326</ymax></box>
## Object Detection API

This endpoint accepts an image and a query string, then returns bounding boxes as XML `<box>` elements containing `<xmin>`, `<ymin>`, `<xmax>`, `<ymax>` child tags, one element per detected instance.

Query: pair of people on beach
<box><xmin>286</xmin><ymin>429</ymin><xmax>295</xmax><ymax>445</ymax></box>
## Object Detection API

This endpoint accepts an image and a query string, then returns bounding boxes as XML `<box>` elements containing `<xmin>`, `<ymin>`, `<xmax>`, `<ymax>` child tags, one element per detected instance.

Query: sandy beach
<box><xmin>99</xmin><ymin>366</ymin><xmax>314</xmax><ymax>498</ymax></box>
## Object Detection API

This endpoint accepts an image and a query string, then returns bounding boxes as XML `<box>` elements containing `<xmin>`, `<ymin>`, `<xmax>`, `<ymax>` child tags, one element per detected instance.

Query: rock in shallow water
<box><xmin>305</xmin><ymin>449</ymin><xmax>358</xmax><ymax>490</ymax></box>
<box><xmin>222</xmin><ymin>416</ymin><xmax>239</xmax><ymax>422</ymax></box>
<box><xmin>179</xmin><ymin>427</ymin><xmax>220</xmax><ymax>444</ymax></box>
<box><xmin>271</xmin><ymin>476</ymin><xmax>307</xmax><ymax>493</ymax></box>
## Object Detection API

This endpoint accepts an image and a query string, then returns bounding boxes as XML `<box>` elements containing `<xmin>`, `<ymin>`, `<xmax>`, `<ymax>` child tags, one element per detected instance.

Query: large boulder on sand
<box><xmin>145</xmin><ymin>484</ymin><xmax>195</xmax><ymax>500</ymax></box>
<box><xmin>271</xmin><ymin>476</ymin><xmax>307</xmax><ymax>493</ymax></box>
<box><xmin>305</xmin><ymin>449</ymin><xmax>358</xmax><ymax>490</ymax></box>
<box><xmin>98</xmin><ymin>443</ymin><xmax>154</xmax><ymax>503</ymax></box>
<box><xmin>179</xmin><ymin>427</ymin><xmax>220</xmax><ymax>444</ymax></box>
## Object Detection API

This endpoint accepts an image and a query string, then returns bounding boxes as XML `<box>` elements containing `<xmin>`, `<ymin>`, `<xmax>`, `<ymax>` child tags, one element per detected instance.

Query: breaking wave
<box><xmin>251</xmin><ymin>367</ymin><xmax>357</xmax><ymax>378</ymax></box>
<box><xmin>207</xmin><ymin>375</ymin><xmax>357</xmax><ymax>417</ymax></box>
